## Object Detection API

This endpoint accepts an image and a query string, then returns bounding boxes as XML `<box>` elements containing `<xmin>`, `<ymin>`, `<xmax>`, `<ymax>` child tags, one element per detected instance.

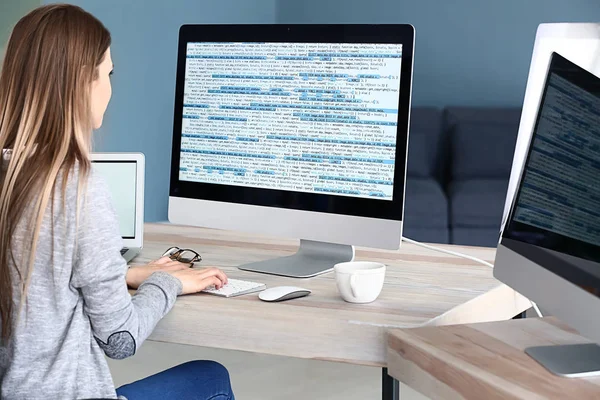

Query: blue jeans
<box><xmin>116</xmin><ymin>360</ymin><xmax>234</xmax><ymax>400</ymax></box>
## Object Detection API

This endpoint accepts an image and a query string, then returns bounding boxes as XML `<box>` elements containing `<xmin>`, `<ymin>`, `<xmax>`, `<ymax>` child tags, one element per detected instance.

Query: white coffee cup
<box><xmin>334</xmin><ymin>261</ymin><xmax>386</xmax><ymax>303</ymax></box>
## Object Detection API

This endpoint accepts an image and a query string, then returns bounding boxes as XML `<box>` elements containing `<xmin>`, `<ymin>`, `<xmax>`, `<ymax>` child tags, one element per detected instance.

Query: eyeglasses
<box><xmin>162</xmin><ymin>246</ymin><xmax>202</xmax><ymax>265</ymax></box>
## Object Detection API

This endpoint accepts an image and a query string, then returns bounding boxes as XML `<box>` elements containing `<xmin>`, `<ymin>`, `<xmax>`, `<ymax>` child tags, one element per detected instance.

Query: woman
<box><xmin>0</xmin><ymin>4</ymin><xmax>234</xmax><ymax>400</ymax></box>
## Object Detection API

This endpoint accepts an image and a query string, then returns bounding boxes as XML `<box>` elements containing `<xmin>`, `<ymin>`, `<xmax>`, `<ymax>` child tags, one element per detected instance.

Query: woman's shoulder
<box><xmin>58</xmin><ymin>162</ymin><xmax>112</xmax><ymax>209</ymax></box>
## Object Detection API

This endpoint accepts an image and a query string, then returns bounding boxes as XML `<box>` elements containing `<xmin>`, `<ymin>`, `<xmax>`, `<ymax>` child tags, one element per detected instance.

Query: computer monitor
<box><xmin>168</xmin><ymin>24</ymin><xmax>414</xmax><ymax>277</ymax></box>
<box><xmin>494</xmin><ymin>52</ymin><xmax>600</xmax><ymax>377</ymax></box>
<box><xmin>91</xmin><ymin>152</ymin><xmax>145</xmax><ymax>262</ymax></box>
<box><xmin>501</xmin><ymin>23</ymin><xmax>600</xmax><ymax>234</ymax></box>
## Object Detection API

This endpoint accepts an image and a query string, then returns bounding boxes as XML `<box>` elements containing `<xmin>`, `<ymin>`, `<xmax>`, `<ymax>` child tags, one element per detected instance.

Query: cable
<box><xmin>401</xmin><ymin>236</ymin><xmax>543</xmax><ymax>318</ymax></box>
<box><xmin>530</xmin><ymin>302</ymin><xmax>543</xmax><ymax>318</ymax></box>
<box><xmin>401</xmin><ymin>236</ymin><xmax>494</xmax><ymax>267</ymax></box>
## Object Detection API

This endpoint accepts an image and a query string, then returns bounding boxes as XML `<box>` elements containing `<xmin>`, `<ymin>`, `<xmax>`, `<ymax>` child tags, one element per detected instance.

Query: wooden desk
<box><xmin>134</xmin><ymin>223</ymin><xmax>530</xmax><ymax>398</ymax></box>
<box><xmin>387</xmin><ymin>317</ymin><xmax>600</xmax><ymax>399</ymax></box>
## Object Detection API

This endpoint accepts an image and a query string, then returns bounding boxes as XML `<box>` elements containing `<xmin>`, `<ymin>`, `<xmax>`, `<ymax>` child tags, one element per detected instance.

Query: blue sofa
<box><xmin>403</xmin><ymin>107</ymin><xmax>522</xmax><ymax>247</ymax></box>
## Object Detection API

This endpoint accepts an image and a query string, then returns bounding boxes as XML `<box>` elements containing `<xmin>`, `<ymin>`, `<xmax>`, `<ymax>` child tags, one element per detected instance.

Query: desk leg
<box><xmin>382</xmin><ymin>368</ymin><xmax>400</xmax><ymax>400</ymax></box>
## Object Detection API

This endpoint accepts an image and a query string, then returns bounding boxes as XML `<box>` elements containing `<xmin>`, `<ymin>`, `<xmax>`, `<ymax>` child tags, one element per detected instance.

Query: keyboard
<box><xmin>120</xmin><ymin>248</ymin><xmax>128</xmax><ymax>256</ymax></box>
<box><xmin>202</xmin><ymin>278</ymin><xmax>266</xmax><ymax>298</ymax></box>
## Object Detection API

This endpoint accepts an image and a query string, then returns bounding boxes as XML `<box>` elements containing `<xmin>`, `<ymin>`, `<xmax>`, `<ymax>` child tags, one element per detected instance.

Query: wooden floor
<box><xmin>108</xmin><ymin>340</ymin><xmax>429</xmax><ymax>399</ymax></box>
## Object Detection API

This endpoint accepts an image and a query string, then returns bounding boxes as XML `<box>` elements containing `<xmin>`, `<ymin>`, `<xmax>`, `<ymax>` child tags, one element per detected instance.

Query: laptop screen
<box><xmin>92</xmin><ymin>160</ymin><xmax>137</xmax><ymax>239</ymax></box>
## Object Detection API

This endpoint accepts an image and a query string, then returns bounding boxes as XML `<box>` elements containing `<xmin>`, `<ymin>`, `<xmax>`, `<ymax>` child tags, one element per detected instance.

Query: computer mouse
<box><xmin>258</xmin><ymin>286</ymin><xmax>311</xmax><ymax>302</ymax></box>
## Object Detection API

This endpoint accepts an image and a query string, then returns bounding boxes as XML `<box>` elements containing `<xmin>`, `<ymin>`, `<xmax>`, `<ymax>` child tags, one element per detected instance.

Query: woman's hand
<box><xmin>167</xmin><ymin>267</ymin><xmax>228</xmax><ymax>295</ymax></box>
<box><xmin>126</xmin><ymin>257</ymin><xmax>192</xmax><ymax>289</ymax></box>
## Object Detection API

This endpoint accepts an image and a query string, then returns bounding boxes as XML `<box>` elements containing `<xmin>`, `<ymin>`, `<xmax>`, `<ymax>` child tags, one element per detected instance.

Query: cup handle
<box><xmin>350</xmin><ymin>273</ymin><xmax>360</xmax><ymax>298</ymax></box>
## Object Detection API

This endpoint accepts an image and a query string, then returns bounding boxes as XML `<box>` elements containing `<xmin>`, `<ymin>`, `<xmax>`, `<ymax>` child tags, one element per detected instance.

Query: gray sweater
<box><xmin>0</xmin><ymin>167</ymin><xmax>182</xmax><ymax>399</ymax></box>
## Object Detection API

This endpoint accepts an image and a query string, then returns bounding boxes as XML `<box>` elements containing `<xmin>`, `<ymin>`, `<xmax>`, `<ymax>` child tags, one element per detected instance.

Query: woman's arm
<box><xmin>70</xmin><ymin>172</ymin><xmax>225</xmax><ymax>359</ymax></box>
<box><xmin>125</xmin><ymin>257</ymin><xmax>191</xmax><ymax>289</ymax></box>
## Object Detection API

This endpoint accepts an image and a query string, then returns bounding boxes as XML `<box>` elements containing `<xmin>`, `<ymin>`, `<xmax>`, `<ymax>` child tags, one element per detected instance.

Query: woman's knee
<box><xmin>186</xmin><ymin>360</ymin><xmax>231</xmax><ymax>381</ymax></box>
<box><xmin>181</xmin><ymin>360</ymin><xmax>234</xmax><ymax>397</ymax></box>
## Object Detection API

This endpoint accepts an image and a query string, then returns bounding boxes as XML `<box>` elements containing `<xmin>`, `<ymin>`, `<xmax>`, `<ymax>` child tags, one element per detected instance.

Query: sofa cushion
<box><xmin>451</xmin><ymin>228</ymin><xmax>500</xmax><ymax>247</ymax></box>
<box><xmin>449</xmin><ymin>179</ymin><xmax>508</xmax><ymax>228</ymax></box>
<box><xmin>445</xmin><ymin>107</ymin><xmax>521</xmax><ymax>180</ymax></box>
<box><xmin>404</xmin><ymin>178</ymin><xmax>448</xmax><ymax>229</ymax></box>
<box><xmin>403</xmin><ymin>227</ymin><xmax>449</xmax><ymax>244</ymax></box>
<box><xmin>406</xmin><ymin>107</ymin><xmax>445</xmax><ymax>179</ymax></box>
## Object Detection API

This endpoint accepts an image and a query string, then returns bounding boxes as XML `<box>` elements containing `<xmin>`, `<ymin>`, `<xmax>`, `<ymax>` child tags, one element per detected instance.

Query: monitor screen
<box><xmin>170</xmin><ymin>25</ymin><xmax>414</xmax><ymax>222</ymax></box>
<box><xmin>92</xmin><ymin>161</ymin><xmax>137</xmax><ymax>239</ymax></box>
<box><xmin>179</xmin><ymin>41</ymin><xmax>402</xmax><ymax>201</ymax></box>
<box><xmin>503</xmin><ymin>52</ymin><xmax>600</xmax><ymax>291</ymax></box>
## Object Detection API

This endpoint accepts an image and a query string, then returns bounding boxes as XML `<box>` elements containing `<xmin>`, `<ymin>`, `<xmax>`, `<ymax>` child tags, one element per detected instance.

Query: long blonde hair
<box><xmin>0</xmin><ymin>4</ymin><xmax>111</xmax><ymax>342</ymax></box>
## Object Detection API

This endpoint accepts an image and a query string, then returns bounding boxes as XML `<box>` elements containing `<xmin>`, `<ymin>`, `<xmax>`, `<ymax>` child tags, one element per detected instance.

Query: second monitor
<box><xmin>169</xmin><ymin>24</ymin><xmax>415</xmax><ymax>277</ymax></box>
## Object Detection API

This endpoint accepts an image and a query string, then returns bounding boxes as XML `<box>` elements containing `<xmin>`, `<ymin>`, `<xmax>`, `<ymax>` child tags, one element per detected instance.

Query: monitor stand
<box><xmin>526</xmin><ymin>343</ymin><xmax>600</xmax><ymax>377</ymax></box>
<box><xmin>238</xmin><ymin>239</ymin><xmax>354</xmax><ymax>278</ymax></box>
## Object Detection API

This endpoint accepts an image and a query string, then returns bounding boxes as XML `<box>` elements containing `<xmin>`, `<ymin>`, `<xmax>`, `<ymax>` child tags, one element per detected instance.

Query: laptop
<box><xmin>91</xmin><ymin>152</ymin><xmax>145</xmax><ymax>263</ymax></box>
